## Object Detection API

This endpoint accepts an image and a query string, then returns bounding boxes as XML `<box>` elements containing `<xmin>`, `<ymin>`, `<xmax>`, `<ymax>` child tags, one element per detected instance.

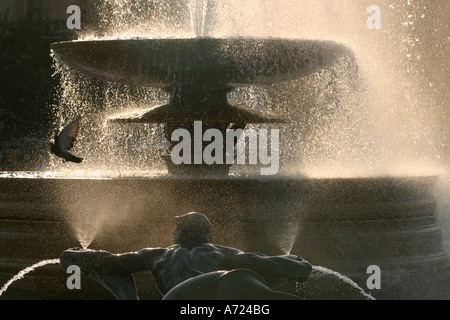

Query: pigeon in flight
<box><xmin>50</xmin><ymin>118</ymin><xmax>83</xmax><ymax>163</ymax></box>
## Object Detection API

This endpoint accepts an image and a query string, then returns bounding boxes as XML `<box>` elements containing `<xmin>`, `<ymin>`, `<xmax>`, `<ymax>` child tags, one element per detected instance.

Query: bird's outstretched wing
<box><xmin>58</xmin><ymin>118</ymin><xmax>80</xmax><ymax>151</ymax></box>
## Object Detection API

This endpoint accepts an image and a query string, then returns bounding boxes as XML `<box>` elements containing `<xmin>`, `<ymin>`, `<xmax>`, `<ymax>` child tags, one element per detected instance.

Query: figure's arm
<box><xmin>60</xmin><ymin>247</ymin><xmax>166</xmax><ymax>275</ymax></box>
<box><xmin>60</xmin><ymin>248</ymin><xmax>166</xmax><ymax>300</ymax></box>
<box><xmin>221</xmin><ymin>248</ymin><xmax>312</xmax><ymax>289</ymax></box>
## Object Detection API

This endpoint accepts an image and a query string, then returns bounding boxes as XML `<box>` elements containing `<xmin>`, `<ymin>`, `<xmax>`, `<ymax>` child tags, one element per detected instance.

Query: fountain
<box><xmin>0</xmin><ymin>0</ymin><xmax>449</xmax><ymax>300</ymax></box>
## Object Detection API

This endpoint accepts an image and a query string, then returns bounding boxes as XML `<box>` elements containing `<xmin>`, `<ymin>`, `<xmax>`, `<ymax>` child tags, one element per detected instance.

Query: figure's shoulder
<box><xmin>136</xmin><ymin>247</ymin><xmax>171</xmax><ymax>259</ymax></box>
<box><xmin>199</xmin><ymin>244</ymin><xmax>243</xmax><ymax>256</ymax></box>
<box><xmin>138</xmin><ymin>244</ymin><xmax>182</xmax><ymax>251</ymax></box>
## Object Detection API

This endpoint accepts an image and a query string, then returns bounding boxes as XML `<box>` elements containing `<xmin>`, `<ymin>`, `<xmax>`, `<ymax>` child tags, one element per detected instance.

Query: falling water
<box><xmin>189</xmin><ymin>0</ymin><xmax>209</xmax><ymax>37</ymax></box>
<box><xmin>51</xmin><ymin>0</ymin><xmax>448</xmax><ymax>180</ymax></box>
<box><xmin>0</xmin><ymin>259</ymin><xmax>60</xmax><ymax>297</ymax></box>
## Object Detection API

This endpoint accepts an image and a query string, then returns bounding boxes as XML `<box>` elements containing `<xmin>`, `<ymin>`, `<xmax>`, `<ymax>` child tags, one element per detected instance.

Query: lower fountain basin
<box><xmin>0</xmin><ymin>173</ymin><xmax>447</xmax><ymax>299</ymax></box>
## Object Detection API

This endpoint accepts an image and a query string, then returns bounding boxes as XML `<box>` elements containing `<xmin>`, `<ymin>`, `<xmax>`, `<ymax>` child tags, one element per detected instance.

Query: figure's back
<box><xmin>150</xmin><ymin>243</ymin><xmax>239</xmax><ymax>294</ymax></box>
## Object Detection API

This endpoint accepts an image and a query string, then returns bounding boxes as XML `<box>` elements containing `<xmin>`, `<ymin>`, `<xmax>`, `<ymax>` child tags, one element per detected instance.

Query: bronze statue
<box><xmin>60</xmin><ymin>212</ymin><xmax>312</xmax><ymax>300</ymax></box>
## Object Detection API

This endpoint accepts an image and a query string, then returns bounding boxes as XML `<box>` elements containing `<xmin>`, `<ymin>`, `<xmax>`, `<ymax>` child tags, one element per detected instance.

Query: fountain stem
<box><xmin>108</xmin><ymin>80</ymin><xmax>285</xmax><ymax>176</ymax></box>
<box><xmin>191</xmin><ymin>0</ymin><xmax>209</xmax><ymax>37</ymax></box>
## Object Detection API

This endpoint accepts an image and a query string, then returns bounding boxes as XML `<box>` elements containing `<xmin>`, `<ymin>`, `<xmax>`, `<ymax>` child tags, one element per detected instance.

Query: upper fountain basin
<box><xmin>51</xmin><ymin>37</ymin><xmax>354</xmax><ymax>87</ymax></box>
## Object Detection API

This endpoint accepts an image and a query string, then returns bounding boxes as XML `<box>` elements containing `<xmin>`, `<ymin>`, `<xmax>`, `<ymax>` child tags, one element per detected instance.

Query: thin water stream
<box><xmin>0</xmin><ymin>259</ymin><xmax>60</xmax><ymax>297</ymax></box>
<box><xmin>0</xmin><ymin>258</ymin><xmax>375</xmax><ymax>300</ymax></box>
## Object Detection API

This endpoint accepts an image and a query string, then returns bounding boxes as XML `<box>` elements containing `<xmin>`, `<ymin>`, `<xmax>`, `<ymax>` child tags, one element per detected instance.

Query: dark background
<box><xmin>0</xmin><ymin>4</ymin><xmax>76</xmax><ymax>169</ymax></box>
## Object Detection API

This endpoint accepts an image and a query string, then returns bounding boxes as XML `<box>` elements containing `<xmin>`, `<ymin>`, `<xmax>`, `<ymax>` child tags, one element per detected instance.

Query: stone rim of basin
<box><xmin>50</xmin><ymin>37</ymin><xmax>354</xmax><ymax>87</ymax></box>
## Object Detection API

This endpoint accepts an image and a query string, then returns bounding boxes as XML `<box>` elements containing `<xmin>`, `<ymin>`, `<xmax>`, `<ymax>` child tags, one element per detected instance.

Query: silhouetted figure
<box><xmin>163</xmin><ymin>269</ymin><xmax>302</xmax><ymax>300</ymax></box>
<box><xmin>60</xmin><ymin>212</ymin><xmax>312</xmax><ymax>300</ymax></box>
<box><xmin>50</xmin><ymin>118</ymin><xmax>83</xmax><ymax>163</ymax></box>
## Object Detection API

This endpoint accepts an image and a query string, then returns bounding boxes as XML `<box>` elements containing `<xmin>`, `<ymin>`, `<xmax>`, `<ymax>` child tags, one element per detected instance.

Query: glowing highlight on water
<box><xmin>312</xmin><ymin>265</ymin><xmax>376</xmax><ymax>300</ymax></box>
<box><xmin>0</xmin><ymin>259</ymin><xmax>60</xmax><ymax>297</ymax></box>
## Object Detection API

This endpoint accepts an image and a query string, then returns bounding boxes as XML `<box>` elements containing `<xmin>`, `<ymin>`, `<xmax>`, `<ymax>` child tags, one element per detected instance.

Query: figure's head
<box><xmin>174</xmin><ymin>212</ymin><xmax>211</xmax><ymax>249</ymax></box>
